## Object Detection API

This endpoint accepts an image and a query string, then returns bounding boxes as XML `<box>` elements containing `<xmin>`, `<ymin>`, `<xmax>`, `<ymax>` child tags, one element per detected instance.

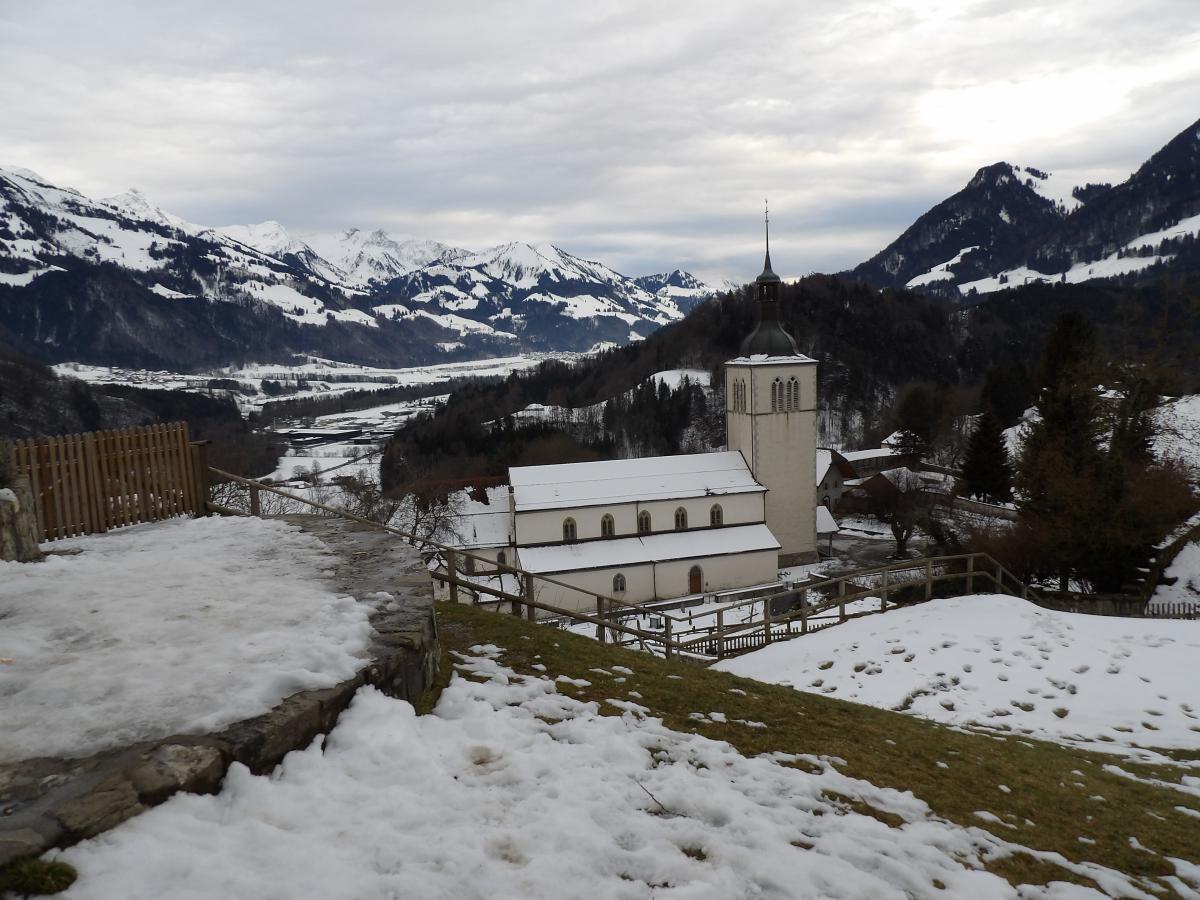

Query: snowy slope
<box><xmin>55</xmin><ymin>644</ymin><xmax>1157</xmax><ymax>899</ymax></box>
<box><xmin>716</xmin><ymin>594</ymin><xmax>1200</xmax><ymax>758</ymax></box>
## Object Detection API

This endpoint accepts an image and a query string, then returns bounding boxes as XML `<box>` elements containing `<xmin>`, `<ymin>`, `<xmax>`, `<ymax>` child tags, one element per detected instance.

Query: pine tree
<box><xmin>960</xmin><ymin>411</ymin><xmax>1013</xmax><ymax>502</ymax></box>
<box><xmin>1014</xmin><ymin>311</ymin><xmax>1105</xmax><ymax>590</ymax></box>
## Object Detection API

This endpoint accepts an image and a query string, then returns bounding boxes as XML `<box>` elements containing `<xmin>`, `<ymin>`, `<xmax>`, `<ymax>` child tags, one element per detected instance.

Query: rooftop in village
<box><xmin>508</xmin><ymin>450</ymin><xmax>764</xmax><ymax>512</ymax></box>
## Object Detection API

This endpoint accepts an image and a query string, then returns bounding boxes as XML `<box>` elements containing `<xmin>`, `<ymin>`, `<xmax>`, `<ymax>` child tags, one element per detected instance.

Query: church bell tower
<box><xmin>725</xmin><ymin>206</ymin><xmax>818</xmax><ymax>566</ymax></box>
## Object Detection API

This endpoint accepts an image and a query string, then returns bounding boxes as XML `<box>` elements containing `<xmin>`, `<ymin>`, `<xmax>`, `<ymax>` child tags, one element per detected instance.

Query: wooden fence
<box><xmin>8</xmin><ymin>423</ymin><xmax>203</xmax><ymax>542</ymax></box>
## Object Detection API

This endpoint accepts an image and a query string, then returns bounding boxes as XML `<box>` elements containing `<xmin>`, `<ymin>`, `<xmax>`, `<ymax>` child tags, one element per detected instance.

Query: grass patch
<box><xmin>0</xmin><ymin>858</ymin><xmax>78</xmax><ymax>895</ymax></box>
<box><xmin>423</xmin><ymin>602</ymin><xmax>1200</xmax><ymax>894</ymax></box>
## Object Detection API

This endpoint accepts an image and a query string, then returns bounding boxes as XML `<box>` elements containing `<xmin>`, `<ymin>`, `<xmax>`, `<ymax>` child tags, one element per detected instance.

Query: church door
<box><xmin>688</xmin><ymin>565</ymin><xmax>703</xmax><ymax>594</ymax></box>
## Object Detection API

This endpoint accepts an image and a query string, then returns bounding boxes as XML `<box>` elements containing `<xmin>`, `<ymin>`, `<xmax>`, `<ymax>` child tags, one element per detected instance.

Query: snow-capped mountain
<box><xmin>849</xmin><ymin>117</ymin><xmax>1200</xmax><ymax>299</ymax></box>
<box><xmin>634</xmin><ymin>269</ymin><xmax>733</xmax><ymax>312</ymax></box>
<box><xmin>0</xmin><ymin>166</ymin><xmax>726</xmax><ymax>370</ymax></box>
<box><xmin>313</xmin><ymin>228</ymin><xmax>463</xmax><ymax>289</ymax></box>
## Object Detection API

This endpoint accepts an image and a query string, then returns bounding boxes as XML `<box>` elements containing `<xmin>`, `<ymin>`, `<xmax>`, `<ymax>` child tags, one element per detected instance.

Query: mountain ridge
<box><xmin>0</xmin><ymin>167</ymin><xmax>728</xmax><ymax>370</ymax></box>
<box><xmin>848</xmin><ymin>117</ymin><xmax>1200</xmax><ymax>298</ymax></box>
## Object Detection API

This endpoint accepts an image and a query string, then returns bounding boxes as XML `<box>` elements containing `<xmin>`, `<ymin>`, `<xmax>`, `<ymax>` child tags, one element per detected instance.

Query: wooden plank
<box><xmin>175</xmin><ymin>425</ymin><xmax>195</xmax><ymax>515</ymax></box>
<box><xmin>47</xmin><ymin>435</ymin><xmax>65</xmax><ymax>541</ymax></box>
<box><xmin>158</xmin><ymin>424</ymin><xmax>175</xmax><ymax>518</ymax></box>
<box><xmin>28</xmin><ymin>440</ymin><xmax>46</xmax><ymax>542</ymax></box>
<box><xmin>148</xmin><ymin>425</ymin><xmax>165</xmax><ymax>518</ymax></box>
<box><xmin>73</xmin><ymin>433</ymin><xmax>92</xmax><ymax>536</ymax></box>
<box><xmin>168</xmin><ymin>424</ymin><xmax>185</xmax><ymax>516</ymax></box>
<box><xmin>111</xmin><ymin>429</ymin><xmax>130</xmax><ymax>526</ymax></box>
<box><xmin>81</xmin><ymin>431</ymin><xmax>103</xmax><ymax>533</ymax></box>
<box><xmin>59</xmin><ymin>433</ymin><xmax>77</xmax><ymax>537</ymax></box>
<box><xmin>122</xmin><ymin>429</ymin><xmax>143</xmax><ymax>523</ymax></box>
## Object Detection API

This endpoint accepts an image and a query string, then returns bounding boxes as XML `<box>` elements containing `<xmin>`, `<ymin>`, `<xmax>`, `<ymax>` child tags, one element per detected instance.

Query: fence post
<box><xmin>663</xmin><ymin>616</ymin><xmax>673</xmax><ymax>660</ymax></box>
<box><xmin>801</xmin><ymin>603</ymin><xmax>808</xmax><ymax>635</ymax></box>
<box><xmin>525</xmin><ymin>573</ymin><xmax>536</xmax><ymax>621</ymax></box>
<box><xmin>838</xmin><ymin>579</ymin><xmax>846</xmax><ymax>622</ymax></box>
<box><xmin>716</xmin><ymin>607</ymin><xmax>725</xmax><ymax>658</ymax></box>
<box><xmin>996</xmin><ymin>561</ymin><xmax>1004</xmax><ymax>593</ymax></box>
<box><xmin>596</xmin><ymin>596</ymin><xmax>607</xmax><ymax>643</ymax></box>
<box><xmin>881</xmin><ymin>568</ymin><xmax>889</xmax><ymax>611</ymax></box>
<box><xmin>925</xmin><ymin>560</ymin><xmax>933</xmax><ymax>600</ymax></box>
<box><xmin>763</xmin><ymin>598</ymin><xmax>773</xmax><ymax>644</ymax></box>
<box><xmin>190</xmin><ymin>441</ymin><xmax>211</xmax><ymax>517</ymax></box>
<box><xmin>446</xmin><ymin>549</ymin><xmax>460</xmax><ymax>604</ymax></box>
<box><xmin>966</xmin><ymin>554</ymin><xmax>975</xmax><ymax>593</ymax></box>
<box><xmin>249</xmin><ymin>484</ymin><xmax>261</xmax><ymax>517</ymax></box>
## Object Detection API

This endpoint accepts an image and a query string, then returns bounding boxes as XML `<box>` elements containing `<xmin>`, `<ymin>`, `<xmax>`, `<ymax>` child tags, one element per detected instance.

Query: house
<box><xmin>440</xmin><ymin>222</ymin><xmax>819</xmax><ymax>614</ymax></box>
<box><xmin>815</xmin><ymin>448</ymin><xmax>856</xmax><ymax>510</ymax></box>
<box><xmin>840</xmin><ymin>446</ymin><xmax>913</xmax><ymax>478</ymax></box>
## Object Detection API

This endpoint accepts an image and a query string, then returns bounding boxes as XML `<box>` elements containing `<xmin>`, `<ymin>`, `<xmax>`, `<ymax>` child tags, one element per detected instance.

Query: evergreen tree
<box><xmin>959</xmin><ymin>411</ymin><xmax>1013</xmax><ymax>502</ymax></box>
<box><xmin>1014</xmin><ymin>311</ymin><xmax>1105</xmax><ymax>590</ymax></box>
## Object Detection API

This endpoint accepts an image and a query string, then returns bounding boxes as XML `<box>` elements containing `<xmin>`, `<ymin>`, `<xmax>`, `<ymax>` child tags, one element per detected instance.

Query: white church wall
<box><xmin>513</xmin><ymin>492</ymin><xmax>766</xmax><ymax>546</ymax></box>
<box><xmin>654</xmin><ymin>550</ymin><xmax>778</xmax><ymax>598</ymax></box>
<box><xmin>521</xmin><ymin>550</ymin><xmax>780</xmax><ymax>615</ymax></box>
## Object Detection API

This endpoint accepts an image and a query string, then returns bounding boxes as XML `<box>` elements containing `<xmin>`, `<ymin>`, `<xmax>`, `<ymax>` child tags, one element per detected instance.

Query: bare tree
<box><xmin>867</xmin><ymin>467</ymin><xmax>943</xmax><ymax>558</ymax></box>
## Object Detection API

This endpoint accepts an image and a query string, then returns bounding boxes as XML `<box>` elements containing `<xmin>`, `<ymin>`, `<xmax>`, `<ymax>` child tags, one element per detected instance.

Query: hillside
<box><xmin>849</xmin><ymin>116</ymin><xmax>1200</xmax><ymax>298</ymax></box>
<box><xmin>25</xmin><ymin>598</ymin><xmax>1199</xmax><ymax>896</ymax></box>
<box><xmin>383</xmin><ymin>272</ymin><xmax>1200</xmax><ymax>487</ymax></box>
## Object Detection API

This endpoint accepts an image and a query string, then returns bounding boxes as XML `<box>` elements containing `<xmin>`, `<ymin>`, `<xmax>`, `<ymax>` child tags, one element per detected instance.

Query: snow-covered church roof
<box><xmin>509</xmin><ymin>450</ymin><xmax>764</xmax><ymax>512</ymax></box>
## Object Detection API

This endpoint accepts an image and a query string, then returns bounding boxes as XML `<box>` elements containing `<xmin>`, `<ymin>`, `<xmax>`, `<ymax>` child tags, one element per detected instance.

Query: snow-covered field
<box><xmin>716</xmin><ymin>595</ymin><xmax>1200</xmax><ymax>760</ymax></box>
<box><xmin>52</xmin><ymin>644</ymin><xmax>1152</xmax><ymax>899</ymax></box>
<box><xmin>0</xmin><ymin>517</ymin><xmax>375</xmax><ymax>762</ymax></box>
<box><xmin>53</xmin><ymin>353</ymin><xmax>549</xmax><ymax>416</ymax></box>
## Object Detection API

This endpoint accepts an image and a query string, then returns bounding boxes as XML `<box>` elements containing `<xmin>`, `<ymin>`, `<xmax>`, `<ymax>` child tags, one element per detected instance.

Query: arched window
<box><xmin>637</xmin><ymin>510</ymin><xmax>651</xmax><ymax>534</ymax></box>
<box><xmin>612</xmin><ymin>573</ymin><xmax>626</xmax><ymax>594</ymax></box>
<box><xmin>563</xmin><ymin>517</ymin><xmax>577</xmax><ymax>542</ymax></box>
<box><xmin>601</xmin><ymin>513</ymin><xmax>615</xmax><ymax>537</ymax></box>
<box><xmin>710</xmin><ymin>503</ymin><xmax>723</xmax><ymax>527</ymax></box>
<box><xmin>674</xmin><ymin>507</ymin><xmax>688</xmax><ymax>530</ymax></box>
<box><xmin>497</xmin><ymin>550</ymin><xmax>506</xmax><ymax>568</ymax></box>
<box><xmin>732</xmin><ymin>378</ymin><xmax>747</xmax><ymax>413</ymax></box>
<box><xmin>787</xmin><ymin>376</ymin><xmax>800</xmax><ymax>411</ymax></box>
<box><xmin>771</xmin><ymin>378</ymin><xmax>783</xmax><ymax>411</ymax></box>
<box><xmin>688</xmin><ymin>565</ymin><xmax>703</xmax><ymax>594</ymax></box>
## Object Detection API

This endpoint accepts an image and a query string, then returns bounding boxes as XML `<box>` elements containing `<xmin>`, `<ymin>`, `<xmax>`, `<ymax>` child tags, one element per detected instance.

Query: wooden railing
<box><xmin>203</xmin><ymin>468</ymin><xmax>1055</xmax><ymax>661</ymax></box>
<box><xmin>7</xmin><ymin>423</ymin><xmax>203</xmax><ymax>542</ymax></box>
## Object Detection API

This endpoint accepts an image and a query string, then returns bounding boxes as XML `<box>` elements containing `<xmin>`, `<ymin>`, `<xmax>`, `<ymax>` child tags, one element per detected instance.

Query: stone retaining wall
<box><xmin>0</xmin><ymin>516</ymin><xmax>438</xmax><ymax>867</ymax></box>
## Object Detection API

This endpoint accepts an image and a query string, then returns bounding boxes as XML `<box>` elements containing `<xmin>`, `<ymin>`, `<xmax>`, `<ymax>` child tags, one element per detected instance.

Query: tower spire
<box><xmin>757</xmin><ymin>199</ymin><xmax>780</xmax><ymax>284</ymax></box>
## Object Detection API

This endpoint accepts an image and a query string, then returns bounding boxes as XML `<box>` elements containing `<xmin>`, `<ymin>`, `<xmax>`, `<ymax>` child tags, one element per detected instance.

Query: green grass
<box><xmin>0</xmin><ymin>858</ymin><xmax>77</xmax><ymax>896</ymax></box>
<box><xmin>426</xmin><ymin>602</ymin><xmax>1200</xmax><ymax>894</ymax></box>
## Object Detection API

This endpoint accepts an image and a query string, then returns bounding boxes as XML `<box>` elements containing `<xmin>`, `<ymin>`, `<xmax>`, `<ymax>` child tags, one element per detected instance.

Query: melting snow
<box><xmin>0</xmin><ymin>517</ymin><xmax>375</xmax><ymax>762</ymax></box>
<box><xmin>716</xmin><ymin>594</ymin><xmax>1200</xmax><ymax>758</ymax></box>
<box><xmin>54</xmin><ymin>648</ymin><xmax>1155</xmax><ymax>898</ymax></box>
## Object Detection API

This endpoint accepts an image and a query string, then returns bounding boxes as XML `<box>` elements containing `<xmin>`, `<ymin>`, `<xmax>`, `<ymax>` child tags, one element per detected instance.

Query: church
<box><xmin>445</xmin><ymin>226</ymin><xmax>819</xmax><ymax>614</ymax></box>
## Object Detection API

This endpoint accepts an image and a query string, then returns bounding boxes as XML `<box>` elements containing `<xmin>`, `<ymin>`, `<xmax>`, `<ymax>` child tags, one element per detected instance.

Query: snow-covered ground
<box><xmin>53</xmin><ymin>353</ymin><xmax>550</xmax><ymax>416</ymax></box>
<box><xmin>1149</xmin><ymin>541</ymin><xmax>1200</xmax><ymax>610</ymax></box>
<box><xmin>53</xmin><ymin>644</ymin><xmax>1153</xmax><ymax>899</ymax></box>
<box><xmin>0</xmin><ymin>517</ymin><xmax>376</xmax><ymax>762</ymax></box>
<box><xmin>716</xmin><ymin>595</ymin><xmax>1200</xmax><ymax>760</ymax></box>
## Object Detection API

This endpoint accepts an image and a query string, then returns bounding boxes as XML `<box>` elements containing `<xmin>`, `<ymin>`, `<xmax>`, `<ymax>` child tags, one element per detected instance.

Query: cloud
<box><xmin>2</xmin><ymin>0</ymin><xmax>1197</xmax><ymax>282</ymax></box>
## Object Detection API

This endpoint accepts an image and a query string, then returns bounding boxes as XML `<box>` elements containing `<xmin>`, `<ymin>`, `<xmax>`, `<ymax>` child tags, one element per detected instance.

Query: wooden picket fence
<box><xmin>8</xmin><ymin>423</ymin><xmax>202</xmax><ymax>542</ymax></box>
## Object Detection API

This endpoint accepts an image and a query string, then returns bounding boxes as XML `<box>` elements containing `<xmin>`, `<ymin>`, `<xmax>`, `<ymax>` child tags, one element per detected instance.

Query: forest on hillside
<box><xmin>381</xmin><ymin>274</ymin><xmax>1200</xmax><ymax>492</ymax></box>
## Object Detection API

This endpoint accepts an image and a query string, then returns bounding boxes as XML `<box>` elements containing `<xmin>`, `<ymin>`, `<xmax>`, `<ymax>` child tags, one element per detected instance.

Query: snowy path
<box><xmin>0</xmin><ymin>517</ymin><xmax>376</xmax><ymax>762</ymax></box>
<box><xmin>715</xmin><ymin>595</ymin><xmax>1200</xmax><ymax>760</ymax></box>
<box><xmin>55</xmin><ymin>645</ymin><xmax>1153</xmax><ymax>899</ymax></box>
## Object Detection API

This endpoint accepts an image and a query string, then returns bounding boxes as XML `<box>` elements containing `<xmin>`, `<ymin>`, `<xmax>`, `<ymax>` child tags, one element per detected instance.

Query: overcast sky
<box><xmin>2</xmin><ymin>1</ymin><xmax>1198</xmax><ymax>282</ymax></box>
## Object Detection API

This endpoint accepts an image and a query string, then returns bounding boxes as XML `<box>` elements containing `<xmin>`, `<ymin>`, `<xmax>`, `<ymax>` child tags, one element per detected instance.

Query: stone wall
<box><xmin>0</xmin><ymin>517</ymin><xmax>438</xmax><ymax>867</ymax></box>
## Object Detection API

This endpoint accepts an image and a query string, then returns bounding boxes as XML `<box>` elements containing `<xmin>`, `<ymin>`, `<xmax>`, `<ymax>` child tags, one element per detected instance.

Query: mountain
<box><xmin>0</xmin><ymin>167</ymin><xmax>726</xmax><ymax>370</ymax></box>
<box><xmin>633</xmin><ymin>269</ymin><xmax>733</xmax><ymax>313</ymax></box>
<box><xmin>849</xmin><ymin>117</ymin><xmax>1200</xmax><ymax>299</ymax></box>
